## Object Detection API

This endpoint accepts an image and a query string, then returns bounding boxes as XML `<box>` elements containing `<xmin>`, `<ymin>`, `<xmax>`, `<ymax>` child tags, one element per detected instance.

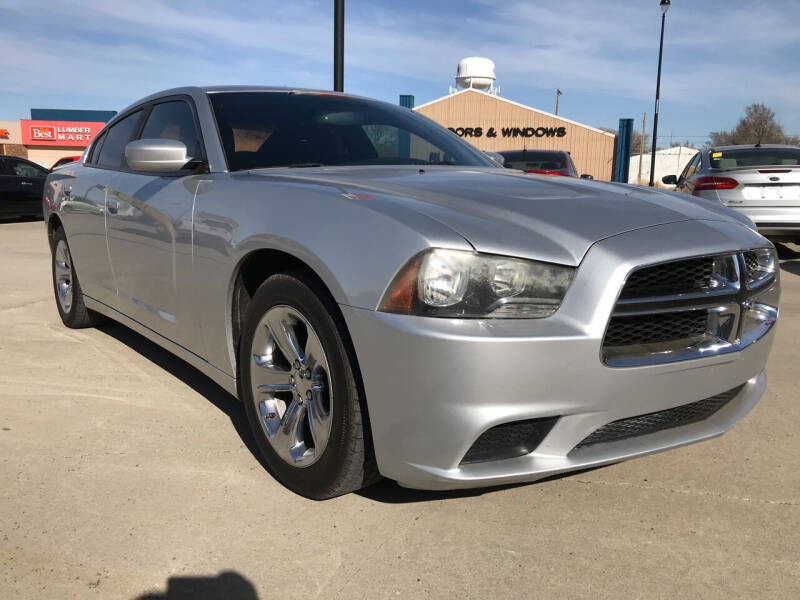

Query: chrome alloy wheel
<box><xmin>54</xmin><ymin>239</ymin><xmax>74</xmax><ymax>314</ymax></box>
<box><xmin>250</xmin><ymin>305</ymin><xmax>333</xmax><ymax>467</ymax></box>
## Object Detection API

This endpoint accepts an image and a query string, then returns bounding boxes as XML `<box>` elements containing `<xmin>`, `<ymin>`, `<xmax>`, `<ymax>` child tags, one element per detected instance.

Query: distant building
<box><xmin>629</xmin><ymin>146</ymin><xmax>697</xmax><ymax>187</ymax></box>
<box><xmin>0</xmin><ymin>108</ymin><xmax>115</xmax><ymax>168</ymax></box>
<box><xmin>414</xmin><ymin>58</ymin><xmax>616</xmax><ymax>180</ymax></box>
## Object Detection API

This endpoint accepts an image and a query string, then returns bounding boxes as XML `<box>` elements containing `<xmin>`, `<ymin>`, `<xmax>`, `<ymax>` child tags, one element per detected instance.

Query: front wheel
<box><xmin>239</xmin><ymin>273</ymin><xmax>379</xmax><ymax>499</ymax></box>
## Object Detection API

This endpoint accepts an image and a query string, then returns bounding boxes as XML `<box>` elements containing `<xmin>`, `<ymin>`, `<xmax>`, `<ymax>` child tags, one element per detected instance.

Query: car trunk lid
<box><xmin>718</xmin><ymin>166</ymin><xmax>800</xmax><ymax>207</ymax></box>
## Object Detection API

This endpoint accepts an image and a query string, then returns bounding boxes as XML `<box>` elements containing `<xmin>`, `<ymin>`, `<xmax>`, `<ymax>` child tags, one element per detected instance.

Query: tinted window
<box><xmin>140</xmin><ymin>100</ymin><xmax>201</xmax><ymax>158</ymax></box>
<box><xmin>500</xmin><ymin>151</ymin><xmax>568</xmax><ymax>170</ymax></box>
<box><xmin>209</xmin><ymin>92</ymin><xmax>492</xmax><ymax>171</ymax></box>
<box><xmin>97</xmin><ymin>110</ymin><xmax>142</xmax><ymax>169</ymax></box>
<box><xmin>7</xmin><ymin>158</ymin><xmax>47</xmax><ymax>177</ymax></box>
<box><xmin>87</xmin><ymin>131</ymin><xmax>106</xmax><ymax>164</ymax></box>
<box><xmin>710</xmin><ymin>148</ymin><xmax>800</xmax><ymax>169</ymax></box>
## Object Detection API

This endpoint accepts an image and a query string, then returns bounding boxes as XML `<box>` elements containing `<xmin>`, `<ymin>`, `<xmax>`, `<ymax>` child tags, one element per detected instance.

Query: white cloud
<box><xmin>1</xmin><ymin>0</ymin><xmax>798</xmax><ymax>124</ymax></box>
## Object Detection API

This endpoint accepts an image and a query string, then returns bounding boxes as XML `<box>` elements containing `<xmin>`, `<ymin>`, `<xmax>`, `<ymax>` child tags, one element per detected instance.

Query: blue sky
<box><xmin>3</xmin><ymin>0</ymin><xmax>799</xmax><ymax>146</ymax></box>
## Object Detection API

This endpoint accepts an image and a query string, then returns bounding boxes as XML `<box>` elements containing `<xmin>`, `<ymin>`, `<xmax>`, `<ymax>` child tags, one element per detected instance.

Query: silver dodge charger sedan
<box><xmin>44</xmin><ymin>86</ymin><xmax>780</xmax><ymax>499</ymax></box>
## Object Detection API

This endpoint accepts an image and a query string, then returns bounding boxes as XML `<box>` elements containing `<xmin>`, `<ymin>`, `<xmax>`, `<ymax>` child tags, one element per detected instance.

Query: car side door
<box><xmin>3</xmin><ymin>157</ymin><xmax>48</xmax><ymax>216</ymax></box>
<box><xmin>676</xmin><ymin>153</ymin><xmax>700</xmax><ymax>194</ymax></box>
<box><xmin>0</xmin><ymin>158</ymin><xmax>15</xmax><ymax>215</ymax></box>
<box><xmin>103</xmin><ymin>97</ymin><xmax>208</xmax><ymax>353</ymax></box>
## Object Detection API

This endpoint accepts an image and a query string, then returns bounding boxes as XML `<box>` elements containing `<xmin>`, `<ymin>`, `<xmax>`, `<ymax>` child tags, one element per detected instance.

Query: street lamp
<box><xmin>334</xmin><ymin>0</ymin><xmax>344</xmax><ymax>92</ymax></box>
<box><xmin>649</xmin><ymin>0</ymin><xmax>670</xmax><ymax>186</ymax></box>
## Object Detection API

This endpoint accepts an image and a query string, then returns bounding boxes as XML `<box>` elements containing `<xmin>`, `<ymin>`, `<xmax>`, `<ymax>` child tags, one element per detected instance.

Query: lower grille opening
<box><xmin>604</xmin><ymin>311</ymin><xmax>709</xmax><ymax>347</ymax></box>
<box><xmin>571</xmin><ymin>385</ymin><xmax>745</xmax><ymax>452</ymax></box>
<box><xmin>461</xmin><ymin>417</ymin><xmax>559</xmax><ymax>464</ymax></box>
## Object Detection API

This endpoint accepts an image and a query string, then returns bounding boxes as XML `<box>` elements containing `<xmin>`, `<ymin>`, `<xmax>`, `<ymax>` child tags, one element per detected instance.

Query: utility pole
<box><xmin>638</xmin><ymin>112</ymin><xmax>647</xmax><ymax>185</ymax></box>
<box><xmin>649</xmin><ymin>0</ymin><xmax>670</xmax><ymax>186</ymax></box>
<box><xmin>334</xmin><ymin>0</ymin><xmax>344</xmax><ymax>92</ymax></box>
<box><xmin>555</xmin><ymin>89</ymin><xmax>562</xmax><ymax>115</ymax></box>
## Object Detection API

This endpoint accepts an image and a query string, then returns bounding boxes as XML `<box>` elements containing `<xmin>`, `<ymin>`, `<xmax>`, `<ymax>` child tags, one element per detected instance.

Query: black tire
<box><xmin>239</xmin><ymin>272</ymin><xmax>379</xmax><ymax>499</ymax></box>
<box><xmin>51</xmin><ymin>226</ymin><xmax>104</xmax><ymax>329</ymax></box>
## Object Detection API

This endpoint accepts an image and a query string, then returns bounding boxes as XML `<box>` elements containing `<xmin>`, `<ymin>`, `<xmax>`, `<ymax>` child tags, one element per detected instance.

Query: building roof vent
<box><xmin>450</xmin><ymin>57</ymin><xmax>498</xmax><ymax>95</ymax></box>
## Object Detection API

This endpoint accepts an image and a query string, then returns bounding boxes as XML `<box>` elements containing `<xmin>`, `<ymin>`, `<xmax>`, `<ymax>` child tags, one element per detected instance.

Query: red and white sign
<box><xmin>21</xmin><ymin>120</ymin><xmax>106</xmax><ymax>147</ymax></box>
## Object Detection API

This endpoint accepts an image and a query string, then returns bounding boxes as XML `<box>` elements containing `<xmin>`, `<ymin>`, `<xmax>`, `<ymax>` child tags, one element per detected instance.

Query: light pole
<box><xmin>334</xmin><ymin>0</ymin><xmax>344</xmax><ymax>92</ymax></box>
<box><xmin>649</xmin><ymin>0</ymin><xmax>669</xmax><ymax>187</ymax></box>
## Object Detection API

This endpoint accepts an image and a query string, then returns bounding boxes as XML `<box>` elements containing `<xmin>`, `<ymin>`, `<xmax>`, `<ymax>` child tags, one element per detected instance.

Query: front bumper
<box><xmin>343</xmin><ymin>220</ymin><xmax>777</xmax><ymax>490</ymax></box>
<box><xmin>724</xmin><ymin>205</ymin><xmax>800</xmax><ymax>239</ymax></box>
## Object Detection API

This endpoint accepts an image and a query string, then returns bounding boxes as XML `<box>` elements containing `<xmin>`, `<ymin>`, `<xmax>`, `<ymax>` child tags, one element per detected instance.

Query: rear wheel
<box><xmin>51</xmin><ymin>227</ymin><xmax>104</xmax><ymax>328</ymax></box>
<box><xmin>239</xmin><ymin>273</ymin><xmax>378</xmax><ymax>499</ymax></box>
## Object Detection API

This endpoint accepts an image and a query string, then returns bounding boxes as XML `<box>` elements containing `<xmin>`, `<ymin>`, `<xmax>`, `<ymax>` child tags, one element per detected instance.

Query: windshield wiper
<box><xmin>288</xmin><ymin>163</ymin><xmax>325</xmax><ymax>168</ymax></box>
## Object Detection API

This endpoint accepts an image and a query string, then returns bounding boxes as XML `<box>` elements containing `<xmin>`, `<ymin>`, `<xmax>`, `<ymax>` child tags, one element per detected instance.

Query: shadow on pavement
<box><xmin>95</xmin><ymin>321</ymin><xmax>268</xmax><ymax>473</ymax></box>
<box><xmin>96</xmin><ymin>320</ymin><xmax>609</xmax><ymax>504</ymax></box>
<box><xmin>0</xmin><ymin>215</ymin><xmax>43</xmax><ymax>225</ymax></box>
<box><xmin>780</xmin><ymin>261</ymin><xmax>800</xmax><ymax>276</ymax></box>
<box><xmin>775</xmin><ymin>242</ymin><xmax>800</xmax><ymax>260</ymax></box>
<box><xmin>357</xmin><ymin>465</ymin><xmax>608</xmax><ymax>504</ymax></box>
<box><xmin>775</xmin><ymin>243</ymin><xmax>800</xmax><ymax>275</ymax></box>
<box><xmin>136</xmin><ymin>571</ymin><xmax>258</xmax><ymax>599</ymax></box>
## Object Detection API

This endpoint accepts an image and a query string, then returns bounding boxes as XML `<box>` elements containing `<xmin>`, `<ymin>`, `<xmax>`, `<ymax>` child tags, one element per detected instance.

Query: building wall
<box><xmin>628</xmin><ymin>146</ymin><xmax>697</xmax><ymax>187</ymax></box>
<box><xmin>26</xmin><ymin>148</ymin><xmax>85</xmax><ymax>169</ymax></box>
<box><xmin>0</xmin><ymin>120</ymin><xmax>26</xmax><ymax>158</ymax></box>
<box><xmin>2</xmin><ymin>119</ymin><xmax>97</xmax><ymax>167</ymax></box>
<box><xmin>415</xmin><ymin>89</ymin><xmax>616</xmax><ymax>181</ymax></box>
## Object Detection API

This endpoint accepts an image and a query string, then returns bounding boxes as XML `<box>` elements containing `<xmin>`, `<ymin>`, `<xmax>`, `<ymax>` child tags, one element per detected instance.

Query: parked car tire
<box><xmin>51</xmin><ymin>227</ymin><xmax>104</xmax><ymax>328</ymax></box>
<box><xmin>239</xmin><ymin>273</ymin><xmax>379</xmax><ymax>499</ymax></box>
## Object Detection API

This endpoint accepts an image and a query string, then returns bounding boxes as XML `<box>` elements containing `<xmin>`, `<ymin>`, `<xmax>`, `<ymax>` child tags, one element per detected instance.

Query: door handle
<box><xmin>20</xmin><ymin>181</ymin><xmax>33</xmax><ymax>186</ymax></box>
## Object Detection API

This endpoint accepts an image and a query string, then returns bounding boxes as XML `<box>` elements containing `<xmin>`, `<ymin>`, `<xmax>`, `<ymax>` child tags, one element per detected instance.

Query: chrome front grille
<box><xmin>620</xmin><ymin>256</ymin><xmax>715</xmax><ymax>299</ymax></box>
<box><xmin>603</xmin><ymin>251</ymin><xmax>779</xmax><ymax>367</ymax></box>
<box><xmin>743</xmin><ymin>251</ymin><xmax>759</xmax><ymax>280</ymax></box>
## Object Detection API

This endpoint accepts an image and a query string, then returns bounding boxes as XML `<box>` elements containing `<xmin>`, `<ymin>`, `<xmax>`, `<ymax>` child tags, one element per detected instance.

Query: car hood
<box><xmin>252</xmin><ymin>166</ymin><xmax>754</xmax><ymax>266</ymax></box>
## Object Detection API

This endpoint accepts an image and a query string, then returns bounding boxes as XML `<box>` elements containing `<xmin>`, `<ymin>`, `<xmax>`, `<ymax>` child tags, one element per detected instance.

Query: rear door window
<box><xmin>679</xmin><ymin>153</ymin><xmax>700</xmax><ymax>182</ymax></box>
<box><xmin>96</xmin><ymin>110</ymin><xmax>143</xmax><ymax>170</ymax></box>
<box><xmin>87</xmin><ymin>131</ymin><xmax>107</xmax><ymax>165</ymax></box>
<box><xmin>7</xmin><ymin>158</ymin><xmax>47</xmax><ymax>178</ymax></box>
<box><xmin>139</xmin><ymin>100</ymin><xmax>202</xmax><ymax>159</ymax></box>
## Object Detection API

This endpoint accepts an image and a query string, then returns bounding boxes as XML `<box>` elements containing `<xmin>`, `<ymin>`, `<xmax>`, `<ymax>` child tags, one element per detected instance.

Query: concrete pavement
<box><xmin>1</xmin><ymin>219</ymin><xmax>798</xmax><ymax>599</ymax></box>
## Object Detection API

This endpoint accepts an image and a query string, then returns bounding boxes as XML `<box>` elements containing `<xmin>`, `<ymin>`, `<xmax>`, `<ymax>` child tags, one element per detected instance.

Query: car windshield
<box><xmin>209</xmin><ymin>91</ymin><xmax>493</xmax><ymax>171</ymax></box>
<box><xmin>499</xmin><ymin>151</ymin><xmax>567</xmax><ymax>170</ymax></box>
<box><xmin>710</xmin><ymin>148</ymin><xmax>800</xmax><ymax>169</ymax></box>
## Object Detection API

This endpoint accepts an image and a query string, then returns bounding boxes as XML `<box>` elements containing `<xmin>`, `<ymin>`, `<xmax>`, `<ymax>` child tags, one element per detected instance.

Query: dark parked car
<box><xmin>0</xmin><ymin>156</ymin><xmax>48</xmax><ymax>218</ymax></box>
<box><xmin>498</xmin><ymin>149</ymin><xmax>593</xmax><ymax>179</ymax></box>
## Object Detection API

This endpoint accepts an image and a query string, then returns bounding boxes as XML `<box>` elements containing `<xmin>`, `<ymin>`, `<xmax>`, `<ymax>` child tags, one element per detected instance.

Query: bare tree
<box><xmin>599</xmin><ymin>127</ymin><xmax>652</xmax><ymax>155</ymax></box>
<box><xmin>710</xmin><ymin>104</ymin><xmax>800</xmax><ymax>146</ymax></box>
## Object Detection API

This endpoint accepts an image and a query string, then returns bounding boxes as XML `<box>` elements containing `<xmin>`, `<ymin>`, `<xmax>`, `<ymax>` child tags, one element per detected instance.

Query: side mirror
<box><xmin>579</xmin><ymin>174</ymin><xmax>594</xmax><ymax>180</ymax></box>
<box><xmin>662</xmin><ymin>174</ymin><xmax>678</xmax><ymax>185</ymax></box>
<box><xmin>125</xmin><ymin>139</ymin><xmax>192</xmax><ymax>172</ymax></box>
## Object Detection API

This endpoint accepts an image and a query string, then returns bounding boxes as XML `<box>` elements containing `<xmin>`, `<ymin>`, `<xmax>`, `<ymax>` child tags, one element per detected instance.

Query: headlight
<box><xmin>378</xmin><ymin>249</ymin><xmax>575</xmax><ymax>318</ymax></box>
<box><xmin>744</xmin><ymin>248</ymin><xmax>776</xmax><ymax>289</ymax></box>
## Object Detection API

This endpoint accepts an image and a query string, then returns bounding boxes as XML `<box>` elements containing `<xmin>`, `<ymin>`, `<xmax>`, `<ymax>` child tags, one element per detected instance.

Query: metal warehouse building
<box><xmin>413</xmin><ymin>58</ymin><xmax>616</xmax><ymax>180</ymax></box>
<box><xmin>415</xmin><ymin>88</ymin><xmax>616</xmax><ymax>180</ymax></box>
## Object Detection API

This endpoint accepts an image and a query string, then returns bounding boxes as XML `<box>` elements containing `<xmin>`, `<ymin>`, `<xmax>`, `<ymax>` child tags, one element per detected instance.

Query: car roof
<box><xmin>115</xmin><ymin>85</ymin><xmax>364</xmax><ymax>117</ymax></box>
<box><xmin>707</xmin><ymin>144</ymin><xmax>800</xmax><ymax>151</ymax></box>
<box><xmin>498</xmin><ymin>149</ymin><xmax>567</xmax><ymax>156</ymax></box>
